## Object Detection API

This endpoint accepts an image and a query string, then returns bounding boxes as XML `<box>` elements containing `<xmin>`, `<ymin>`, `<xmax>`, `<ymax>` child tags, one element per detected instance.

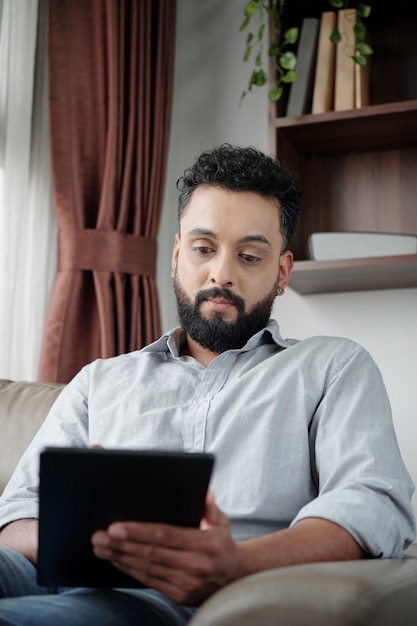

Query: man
<box><xmin>0</xmin><ymin>144</ymin><xmax>415</xmax><ymax>625</ymax></box>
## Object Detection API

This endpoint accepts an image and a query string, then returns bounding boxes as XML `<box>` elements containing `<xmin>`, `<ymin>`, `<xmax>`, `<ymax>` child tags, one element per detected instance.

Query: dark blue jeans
<box><xmin>0</xmin><ymin>548</ymin><xmax>196</xmax><ymax>626</ymax></box>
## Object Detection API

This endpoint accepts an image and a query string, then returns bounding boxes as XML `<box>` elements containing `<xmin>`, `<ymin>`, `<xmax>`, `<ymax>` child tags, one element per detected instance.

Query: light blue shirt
<box><xmin>1</xmin><ymin>320</ymin><xmax>415</xmax><ymax>557</ymax></box>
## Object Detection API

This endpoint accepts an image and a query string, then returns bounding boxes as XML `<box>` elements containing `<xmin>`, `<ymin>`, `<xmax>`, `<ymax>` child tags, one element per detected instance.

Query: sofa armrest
<box><xmin>0</xmin><ymin>380</ymin><xmax>64</xmax><ymax>493</ymax></box>
<box><xmin>190</xmin><ymin>548</ymin><xmax>417</xmax><ymax>626</ymax></box>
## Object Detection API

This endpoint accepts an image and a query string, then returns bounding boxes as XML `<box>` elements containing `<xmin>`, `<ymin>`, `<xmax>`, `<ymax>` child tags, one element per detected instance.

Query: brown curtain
<box><xmin>38</xmin><ymin>0</ymin><xmax>176</xmax><ymax>383</ymax></box>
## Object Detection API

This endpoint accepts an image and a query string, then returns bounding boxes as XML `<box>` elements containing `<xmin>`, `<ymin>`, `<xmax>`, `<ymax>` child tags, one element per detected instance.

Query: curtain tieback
<box><xmin>58</xmin><ymin>229</ymin><xmax>157</xmax><ymax>277</ymax></box>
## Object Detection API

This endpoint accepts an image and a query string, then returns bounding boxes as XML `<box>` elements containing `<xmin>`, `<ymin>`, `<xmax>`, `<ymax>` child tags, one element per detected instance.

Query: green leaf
<box><xmin>255</xmin><ymin>52</ymin><xmax>263</xmax><ymax>67</ymax></box>
<box><xmin>279</xmin><ymin>51</ymin><xmax>297</xmax><ymax>70</ymax></box>
<box><xmin>244</xmin><ymin>1</ymin><xmax>260</xmax><ymax>17</ymax></box>
<box><xmin>246</xmin><ymin>32</ymin><xmax>254</xmax><ymax>44</ymax></box>
<box><xmin>355</xmin><ymin>42</ymin><xmax>373</xmax><ymax>56</ymax></box>
<box><xmin>269</xmin><ymin>42</ymin><xmax>279</xmax><ymax>56</ymax></box>
<box><xmin>254</xmin><ymin>69</ymin><xmax>267</xmax><ymax>86</ymax></box>
<box><xmin>268</xmin><ymin>87</ymin><xmax>283</xmax><ymax>102</ymax></box>
<box><xmin>352</xmin><ymin>54</ymin><xmax>367</xmax><ymax>67</ymax></box>
<box><xmin>248</xmin><ymin>70</ymin><xmax>257</xmax><ymax>90</ymax></box>
<box><xmin>243</xmin><ymin>45</ymin><xmax>252</xmax><ymax>62</ymax></box>
<box><xmin>240</xmin><ymin>17</ymin><xmax>250</xmax><ymax>32</ymax></box>
<box><xmin>354</xmin><ymin>23</ymin><xmax>366</xmax><ymax>41</ymax></box>
<box><xmin>357</xmin><ymin>3</ymin><xmax>372</xmax><ymax>18</ymax></box>
<box><xmin>328</xmin><ymin>0</ymin><xmax>343</xmax><ymax>7</ymax></box>
<box><xmin>284</xmin><ymin>27</ymin><xmax>299</xmax><ymax>45</ymax></box>
<box><xmin>281</xmin><ymin>69</ymin><xmax>296</xmax><ymax>83</ymax></box>
<box><xmin>330</xmin><ymin>27</ymin><xmax>341</xmax><ymax>44</ymax></box>
<box><xmin>257</xmin><ymin>23</ymin><xmax>266</xmax><ymax>40</ymax></box>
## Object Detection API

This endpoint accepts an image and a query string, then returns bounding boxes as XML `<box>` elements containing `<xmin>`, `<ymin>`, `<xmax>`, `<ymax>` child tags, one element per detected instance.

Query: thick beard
<box><xmin>174</xmin><ymin>279</ymin><xmax>276</xmax><ymax>353</ymax></box>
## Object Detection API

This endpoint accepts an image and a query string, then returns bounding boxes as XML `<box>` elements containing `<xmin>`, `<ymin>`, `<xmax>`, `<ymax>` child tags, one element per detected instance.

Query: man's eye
<box><xmin>240</xmin><ymin>253</ymin><xmax>260</xmax><ymax>264</ymax></box>
<box><xmin>193</xmin><ymin>246</ymin><xmax>213</xmax><ymax>255</ymax></box>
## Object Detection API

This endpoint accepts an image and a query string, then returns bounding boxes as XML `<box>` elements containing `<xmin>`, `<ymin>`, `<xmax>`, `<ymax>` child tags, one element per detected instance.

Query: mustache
<box><xmin>195</xmin><ymin>288</ymin><xmax>245</xmax><ymax>314</ymax></box>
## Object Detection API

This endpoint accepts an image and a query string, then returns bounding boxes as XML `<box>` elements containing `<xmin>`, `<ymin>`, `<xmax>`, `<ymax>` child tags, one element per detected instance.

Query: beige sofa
<box><xmin>1</xmin><ymin>379</ymin><xmax>417</xmax><ymax>624</ymax></box>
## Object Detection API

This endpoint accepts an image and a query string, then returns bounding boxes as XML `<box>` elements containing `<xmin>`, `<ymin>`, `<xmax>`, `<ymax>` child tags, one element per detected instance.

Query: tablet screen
<box><xmin>37</xmin><ymin>447</ymin><xmax>214</xmax><ymax>588</ymax></box>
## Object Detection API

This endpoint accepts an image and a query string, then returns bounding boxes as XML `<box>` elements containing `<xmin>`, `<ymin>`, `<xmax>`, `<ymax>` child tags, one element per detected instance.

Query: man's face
<box><xmin>171</xmin><ymin>186</ymin><xmax>293</xmax><ymax>352</ymax></box>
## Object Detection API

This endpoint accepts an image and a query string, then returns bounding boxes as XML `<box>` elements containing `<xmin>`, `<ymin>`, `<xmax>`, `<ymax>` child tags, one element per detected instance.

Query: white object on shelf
<box><xmin>309</xmin><ymin>232</ymin><xmax>417</xmax><ymax>261</ymax></box>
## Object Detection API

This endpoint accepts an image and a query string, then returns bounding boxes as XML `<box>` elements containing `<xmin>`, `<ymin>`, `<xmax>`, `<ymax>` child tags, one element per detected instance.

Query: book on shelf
<box><xmin>354</xmin><ymin>55</ymin><xmax>370</xmax><ymax>108</ymax></box>
<box><xmin>334</xmin><ymin>8</ymin><xmax>356</xmax><ymax>111</ymax></box>
<box><xmin>286</xmin><ymin>17</ymin><xmax>320</xmax><ymax>117</ymax></box>
<box><xmin>311</xmin><ymin>11</ymin><xmax>336</xmax><ymax>114</ymax></box>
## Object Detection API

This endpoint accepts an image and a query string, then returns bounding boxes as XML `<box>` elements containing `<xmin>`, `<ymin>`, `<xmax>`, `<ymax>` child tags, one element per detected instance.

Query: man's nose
<box><xmin>210</xmin><ymin>252</ymin><xmax>235</xmax><ymax>287</ymax></box>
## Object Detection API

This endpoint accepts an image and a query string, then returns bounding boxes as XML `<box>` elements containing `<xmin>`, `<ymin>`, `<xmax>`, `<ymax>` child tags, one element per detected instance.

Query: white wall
<box><xmin>158</xmin><ymin>0</ymin><xmax>417</xmax><ymax>523</ymax></box>
<box><xmin>157</xmin><ymin>0</ymin><xmax>270</xmax><ymax>332</ymax></box>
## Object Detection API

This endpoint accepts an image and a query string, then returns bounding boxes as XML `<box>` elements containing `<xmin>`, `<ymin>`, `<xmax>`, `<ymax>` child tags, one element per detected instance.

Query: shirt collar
<box><xmin>141</xmin><ymin>319</ymin><xmax>294</xmax><ymax>358</ymax></box>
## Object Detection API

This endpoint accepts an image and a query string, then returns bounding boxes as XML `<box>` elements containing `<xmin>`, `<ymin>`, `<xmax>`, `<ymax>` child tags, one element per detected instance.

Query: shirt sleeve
<box><xmin>0</xmin><ymin>366</ymin><xmax>91</xmax><ymax>529</ymax></box>
<box><xmin>290</xmin><ymin>342</ymin><xmax>416</xmax><ymax>558</ymax></box>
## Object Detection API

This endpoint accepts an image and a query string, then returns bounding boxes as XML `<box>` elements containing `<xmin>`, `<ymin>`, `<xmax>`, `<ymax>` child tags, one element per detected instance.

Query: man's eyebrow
<box><xmin>238</xmin><ymin>235</ymin><xmax>272</xmax><ymax>247</ymax></box>
<box><xmin>187</xmin><ymin>228</ymin><xmax>217</xmax><ymax>238</ymax></box>
<box><xmin>186</xmin><ymin>229</ymin><xmax>272</xmax><ymax>248</ymax></box>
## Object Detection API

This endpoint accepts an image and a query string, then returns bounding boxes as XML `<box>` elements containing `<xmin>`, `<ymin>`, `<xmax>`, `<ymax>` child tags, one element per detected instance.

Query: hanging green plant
<box><xmin>240</xmin><ymin>0</ymin><xmax>298</xmax><ymax>103</ymax></box>
<box><xmin>328</xmin><ymin>1</ymin><xmax>373</xmax><ymax>68</ymax></box>
<box><xmin>240</xmin><ymin>0</ymin><xmax>373</xmax><ymax>103</ymax></box>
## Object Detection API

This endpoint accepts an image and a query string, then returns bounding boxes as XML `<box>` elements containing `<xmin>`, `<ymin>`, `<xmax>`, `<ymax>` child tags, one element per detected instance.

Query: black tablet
<box><xmin>37</xmin><ymin>447</ymin><xmax>215</xmax><ymax>588</ymax></box>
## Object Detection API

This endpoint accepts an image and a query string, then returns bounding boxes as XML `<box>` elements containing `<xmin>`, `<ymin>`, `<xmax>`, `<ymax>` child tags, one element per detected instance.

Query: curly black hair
<box><xmin>176</xmin><ymin>144</ymin><xmax>302</xmax><ymax>251</ymax></box>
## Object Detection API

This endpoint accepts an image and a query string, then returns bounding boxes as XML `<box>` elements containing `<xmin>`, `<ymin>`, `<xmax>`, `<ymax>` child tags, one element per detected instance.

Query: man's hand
<box><xmin>91</xmin><ymin>492</ymin><xmax>243</xmax><ymax>606</ymax></box>
<box><xmin>91</xmin><ymin>492</ymin><xmax>365</xmax><ymax>607</ymax></box>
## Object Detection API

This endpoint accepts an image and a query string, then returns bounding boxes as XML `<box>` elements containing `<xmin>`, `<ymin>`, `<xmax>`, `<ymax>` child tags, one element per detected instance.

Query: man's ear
<box><xmin>278</xmin><ymin>249</ymin><xmax>294</xmax><ymax>291</ymax></box>
<box><xmin>171</xmin><ymin>233</ymin><xmax>181</xmax><ymax>270</ymax></box>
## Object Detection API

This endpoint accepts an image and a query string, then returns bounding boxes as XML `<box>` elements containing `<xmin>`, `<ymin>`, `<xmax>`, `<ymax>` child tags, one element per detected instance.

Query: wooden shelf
<box><xmin>274</xmin><ymin>100</ymin><xmax>417</xmax><ymax>156</ymax></box>
<box><xmin>269</xmin><ymin>2</ymin><xmax>417</xmax><ymax>295</ymax></box>
<box><xmin>273</xmin><ymin>101</ymin><xmax>417</xmax><ymax>293</ymax></box>
<box><xmin>289</xmin><ymin>254</ymin><xmax>417</xmax><ymax>294</ymax></box>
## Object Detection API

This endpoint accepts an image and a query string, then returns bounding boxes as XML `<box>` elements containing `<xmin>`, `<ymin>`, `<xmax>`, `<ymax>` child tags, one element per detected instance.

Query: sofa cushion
<box><xmin>0</xmin><ymin>380</ymin><xmax>64</xmax><ymax>493</ymax></box>
<box><xmin>190</xmin><ymin>557</ymin><xmax>417</xmax><ymax>625</ymax></box>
